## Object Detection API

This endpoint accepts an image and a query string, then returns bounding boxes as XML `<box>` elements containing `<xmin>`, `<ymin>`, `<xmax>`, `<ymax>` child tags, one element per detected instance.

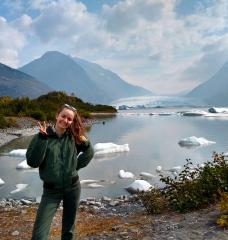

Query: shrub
<box><xmin>0</xmin><ymin>114</ymin><xmax>9</xmax><ymax>128</ymax></box>
<box><xmin>30</xmin><ymin>110</ymin><xmax>46</xmax><ymax>121</ymax></box>
<box><xmin>140</xmin><ymin>152</ymin><xmax>228</xmax><ymax>214</ymax></box>
<box><xmin>0</xmin><ymin>115</ymin><xmax>17</xmax><ymax>128</ymax></box>
<box><xmin>217</xmin><ymin>191</ymin><xmax>228</xmax><ymax>227</ymax></box>
<box><xmin>139</xmin><ymin>188</ymin><xmax>168</xmax><ymax>214</ymax></box>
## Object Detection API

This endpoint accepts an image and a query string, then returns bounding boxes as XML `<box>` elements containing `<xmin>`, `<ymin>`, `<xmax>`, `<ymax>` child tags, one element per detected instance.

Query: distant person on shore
<box><xmin>26</xmin><ymin>104</ymin><xmax>94</xmax><ymax>240</ymax></box>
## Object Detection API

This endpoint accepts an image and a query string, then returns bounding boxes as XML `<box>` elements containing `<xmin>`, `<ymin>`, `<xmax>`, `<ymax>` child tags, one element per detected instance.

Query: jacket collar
<box><xmin>46</xmin><ymin>125</ymin><xmax>71</xmax><ymax>138</ymax></box>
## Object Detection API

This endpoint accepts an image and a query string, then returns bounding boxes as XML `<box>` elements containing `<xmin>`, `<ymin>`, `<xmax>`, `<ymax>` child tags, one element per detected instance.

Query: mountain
<box><xmin>74</xmin><ymin>57</ymin><xmax>153</xmax><ymax>102</ymax></box>
<box><xmin>186</xmin><ymin>61</ymin><xmax>228</xmax><ymax>106</ymax></box>
<box><xmin>0</xmin><ymin>63</ymin><xmax>52</xmax><ymax>98</ymax></box>
<box><xmin>19</xmin><ymin>51</ymin><xmax>153</xmax><ymax>104</ymax></box>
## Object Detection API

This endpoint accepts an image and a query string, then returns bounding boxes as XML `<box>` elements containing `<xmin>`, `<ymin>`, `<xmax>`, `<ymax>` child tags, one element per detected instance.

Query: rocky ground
<box><xmin>0</xmin><ymin>117</ymin><xmax>38</xmax><ymax>147</ymax></box>
<box><xmin>0</xmin><ymin>196</ymin><xmax>227</xmax><ymax>240</ymax></box>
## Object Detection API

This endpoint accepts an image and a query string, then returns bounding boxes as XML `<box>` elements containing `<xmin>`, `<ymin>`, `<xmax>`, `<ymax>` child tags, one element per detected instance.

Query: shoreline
<box><xmin>0</xmin><ymin>116</ymin><xmax>97</xmax><ymax>148</ymax></box>
<box><xmin>0</xmin><ymin>196</ymin><xmax>227</xmax><ymax>239</ymax></box>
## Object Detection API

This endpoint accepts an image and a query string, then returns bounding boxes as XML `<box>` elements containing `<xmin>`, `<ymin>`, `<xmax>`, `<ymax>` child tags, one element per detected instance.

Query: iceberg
<box><xmin>86</xmin><ymin>183</ymin><xmax>104</xmax><ymax>188</ymax></box>
<box><xmin>16</xmin><ymin>160</ymin><xmax>31</xmax><ymax>169</ymax></box>
<box><xmin>94</xmin><ymin>143</ymin><xmax>129</xmax><ymax>155</ymax></box>
<box><xmin>178</xmin><ymin>136</ymin><xmax>216</xmax><ymax>147</ymax></box>
<box><xmin>182</xmin><ymin>110</ymin><xmax>207</xmax><ymax>116</ymax></box>
<box><xmin>139</xmin><ymin>172</ymin><xmax>155</xmax><ymax>179</ymax></box>
<box><xmin>118</xmin><ymin>169</ymin><xmax>135</xmax><ymax>179</ymax></box>
<box><xmin>156</xmin><ymin>166</ymin><xmax>162</xmax><ymax>173</ymax></box>
<box><xmin>158</xmin><ymin>112</ymin><xmax>174</xmax><ymax>116</ymax></box>
<box><xmin>10</xmin><ymin>184</ymin><xmax>28</xmax><ymax>194</ymax></box>
<box><xmin>0</xmin><ymin>178</ymin><xmax>5</xmax><ymax>185</ymax></box>
<box><xmin>223</xmin><ymin>152</ymin><xmax>228</xmax><ymax>157</ymax></box>
<box><xmin>80</xmin><ymin>179</ymin><xmax>101</xmax><ymax>185</ymax></box>
<box><xmin>8</xmin><ymin>149</ymin><xmax>27</xmax><ymax>157</ymax></box>
<box><xmin>125</xmin><ymin>180</ymin><xmax>153</xmax><ymax>194</ymax></box>
<box><xmin>208</xmin><ymin>107</ymin><xmax>228</xmax><ymax>113</ymax></box>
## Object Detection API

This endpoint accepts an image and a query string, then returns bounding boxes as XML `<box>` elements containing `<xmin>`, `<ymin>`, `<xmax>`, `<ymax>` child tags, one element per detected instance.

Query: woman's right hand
<box><xmin>38</xmin><ymin>121</ymin><xmax>47</xmax><ymax>135</ymax></box>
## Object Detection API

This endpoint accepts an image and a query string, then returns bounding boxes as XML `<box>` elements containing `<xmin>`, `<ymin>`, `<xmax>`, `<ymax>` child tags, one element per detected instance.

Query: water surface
<box><xmin>1</xmin><ymin>108</ymin><xmax>228</xmax><ymax>200</ymax></box>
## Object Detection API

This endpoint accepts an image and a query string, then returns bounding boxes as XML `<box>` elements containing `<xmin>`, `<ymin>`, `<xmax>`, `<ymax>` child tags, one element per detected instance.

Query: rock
<box><xmin>21</xmin><ymin>199</ymin><xmax>32</xmax><ymax>205</ymax></box>
<box><xmin>11</xmin><ymin>230</ymin><xmax>20</xmax><ymax>236</ymax></box>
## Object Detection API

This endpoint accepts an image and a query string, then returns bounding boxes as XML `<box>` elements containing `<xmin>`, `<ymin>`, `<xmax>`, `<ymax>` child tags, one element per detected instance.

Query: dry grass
<box><xmin>0</xmin><ymin>206</ymin><xmax>150</xmax><ymax>239</ymax></box>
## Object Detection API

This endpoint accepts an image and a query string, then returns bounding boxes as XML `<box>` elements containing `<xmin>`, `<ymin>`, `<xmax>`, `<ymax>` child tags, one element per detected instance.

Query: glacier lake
<box><xmin>1</xmin><ymin>107</ymin><xmax>228</xmax><ymax>200</ymax></box>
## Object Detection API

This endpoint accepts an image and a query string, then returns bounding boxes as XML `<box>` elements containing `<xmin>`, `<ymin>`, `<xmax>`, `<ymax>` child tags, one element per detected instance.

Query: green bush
<box><xmin>140</xmin><ymin>152</ymin><xmax>228</xmax><ymax>214</ymax></box>
<box><xmin>0</xmin><ymin>115</ymin><xmax>17</xmax><ymax>128</ymax></box>
<box><xmin>30</xmin><ymin>110</ymin><xmax>46</xmax><ymax>121</ymax></box>
<box><xmin>139</xmin><ymin>188</ymin><xmax>168</xmax><ymax>214</ymax></box>
<box><xmin>0</xmin><ymin>114</ymin><xmax>9</xmax><ymax>128</ymax></box>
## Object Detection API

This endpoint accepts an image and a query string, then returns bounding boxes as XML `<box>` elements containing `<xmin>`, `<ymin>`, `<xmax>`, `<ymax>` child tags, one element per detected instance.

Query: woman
<box><xmin>26</xmin><ymin>104</ymin><xmax>94</xmax><ymax>240</ymax></box>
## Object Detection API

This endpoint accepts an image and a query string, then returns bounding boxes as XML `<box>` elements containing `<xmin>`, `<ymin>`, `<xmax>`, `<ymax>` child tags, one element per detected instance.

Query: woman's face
<box><xmin>56</xmin><ymin>108</ymin><xmax>75</xmax><ymax>130</ymax></box>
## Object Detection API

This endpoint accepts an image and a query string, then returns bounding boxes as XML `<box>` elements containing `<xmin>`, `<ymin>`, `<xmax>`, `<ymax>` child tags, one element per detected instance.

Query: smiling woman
<box><xmin>26</xmin><ymin>104</ymin><xmax>94</xmax><ymax>240</ymax></box>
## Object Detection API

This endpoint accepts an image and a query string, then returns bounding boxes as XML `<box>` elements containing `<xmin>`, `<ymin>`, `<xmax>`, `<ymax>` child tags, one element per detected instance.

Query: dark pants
<box><xmin>31</xmin><ymin>181</ymin><xmax>81</xmax><ymax>240</ymax></box>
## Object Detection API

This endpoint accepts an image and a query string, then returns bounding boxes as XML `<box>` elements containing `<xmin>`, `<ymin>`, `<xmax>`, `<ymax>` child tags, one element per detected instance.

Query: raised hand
<box><xmin>38</xmin><ymin>121</ymin><xmax>47</xmax><ymax>135</ymax></box>
<box><xmin>79</xmin><ymin>135</ymin><xmax>87</xmax><ymax>142</ymax></box>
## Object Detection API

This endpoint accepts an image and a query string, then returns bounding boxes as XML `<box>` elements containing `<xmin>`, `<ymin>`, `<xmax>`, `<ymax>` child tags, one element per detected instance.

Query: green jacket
<box><xmin>26</xmin><ymin>126</ymin><xmax>94</xmax><ymax>188</ymax></box>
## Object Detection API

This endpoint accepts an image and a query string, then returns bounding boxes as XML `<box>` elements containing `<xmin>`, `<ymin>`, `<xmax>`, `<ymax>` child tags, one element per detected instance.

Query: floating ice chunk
<box><xmin>16</xmin><ymin>160</ymin><xmax>31</xmax><ymax>169</ymax></box>
<box><xmin>178</xmin><ymin>136</ymin><xmax>216</xmax><ymax>147</ymax></box>
<box><xmin>80</xmin><ymin>179</ymin><xmax>101</xmax><ymax>185</ymax></box>
<box><xmin>0</xmin><ymin>178</ymin><xmax>5</xmax><ymax>185</ymax></box>
<box><xmin>208</xmin><ymin>107</ymin><xmax>228</xmax><ymax>113</ymax></box>
<box><xmin>139</xmin><ymin>172</ymin><xmax>155</xmax><ymax>179</ymax></box>
<box><xmin>87</xmin><ymin>183</ymin><xmax>104</xmax><ymax>188</ymax></box>
<box><xmin>182</xmin><ymin>110</ymin><xmax>207</xmax><ymax>116</ymax></box>
<box><xmin>158</xmin><ymin>112</ymin><xmax>173</xmax><ymax>116</ymax></box>
<box><xmin>199</xmin><ymin>163</ymin><xmax>206</xmax><ymax>168</ymax></box>
<box><xmin>8</xmin><ymin>149</ymin><xmax>27</xmax><ymax>157</ymax></box>
<box><xmin>118</xmin><ymin>169</ymin><xmax>135</xmax><ymax>179</ymax></box>
<box><xmin>10</xmin><ymin>184</ymin><xmax>28</xmax><ymax>194</ymax></box>
<box><xmin>223</xmin><ymin>152</ymin><xmax>228</xmax><ymax>157</ymax></box>
<box><xmin>156</xmin><ymin>166</ymin><xmax>162</xmax><ymax>173</ymax></box>
<box><xmin>168</xmin><ymin>166</ymin><xmax>182</xmax><ymax>173</ymax></box>
<box><xmin>126</xmin><ymin>180</ymin><xmax>153</xmax><ymax>194</ymax></box>
<box><xmin>94</xmin><ymin>143</ymin><xmax>129</xmax><ymax>155</ymax></box>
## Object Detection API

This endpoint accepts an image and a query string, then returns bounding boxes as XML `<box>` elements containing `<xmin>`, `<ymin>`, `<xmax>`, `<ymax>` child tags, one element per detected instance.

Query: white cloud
<box><xmin>0</xmin><ymin>16</ymin><xmax>26</xmax><ymax>67</ymax></box>
<box><xmin>1</xmin><ymin>0</ymin><xmax>228</xmax><ymax>94</ymax></box>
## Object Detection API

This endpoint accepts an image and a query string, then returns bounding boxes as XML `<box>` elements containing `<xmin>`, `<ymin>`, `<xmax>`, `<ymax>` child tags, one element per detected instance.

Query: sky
<box><xmin>0</xmin><ymin>0</ymin><xmax>228</xmax><ymax>95</ymax></box>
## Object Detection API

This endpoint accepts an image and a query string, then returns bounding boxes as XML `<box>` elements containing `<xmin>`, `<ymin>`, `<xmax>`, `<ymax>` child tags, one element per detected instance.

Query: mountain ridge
<box><xmin>186</xmin><ymin>60</ymin><xmax>228</xmax><ymax>106</ymax></box>
<box><xmin>0</xmin><ymin>63</ymin><xmax>52</xmax><ymax>98</ymax></box>
<box><xmin>19</xmin><ymin>51</ymin><xmax>153</xmax><ymax>104</ymax></box>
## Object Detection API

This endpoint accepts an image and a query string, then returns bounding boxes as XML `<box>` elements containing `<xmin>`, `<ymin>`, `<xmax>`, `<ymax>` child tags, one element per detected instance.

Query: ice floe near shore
<box><xmin>118</xmin><ymin>169</ymin><xmax>135</xmax><ymax>179</ymax></box>
<box><xmin>16</xmin><ymin>160</ymin><xmax>31</xmax><ymax>169</ymax></box>
<box><xmin>139</xmin><ymin>172</ymin><xmax>155</xmax><ymax>179</ymax></box>
<box><xmin>178</xmin><ymin>136</ymin><xmax>216</xmax><ymax>147</ymax></box>
<box><xmin>126</xmin><ymin>180</ymin><xmax>153</xmax><ymax>193</ymax></box>
<box><xmin>0</xmin><ymin>178</ymin><xmax>5</xmax><ymax>185</ymax></box>
<box><xmin>94</xmin><ymin>143</ymin><xmax>129</xmax><ymax>155</ymax></box>
<box><xmin>8</xmin><ymin>149</ymin><xmax>27</xmax><ymax>157</ymax></box>
<box><xmin>10</xmin><ymin>184</ymin><xmax>28</xmax><ymax>194</ymax></box>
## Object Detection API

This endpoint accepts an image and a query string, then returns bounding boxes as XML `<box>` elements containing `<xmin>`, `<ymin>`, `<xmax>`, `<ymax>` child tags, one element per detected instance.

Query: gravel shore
<box><xmin>0</xmin><ymin>117</ymin><xmax>39</xmax><ymax>148</ymax></box>
<box><xmin>0</xmin><ymin>196</ymin><xmax>227</xmax><ymax>240</ymax></box>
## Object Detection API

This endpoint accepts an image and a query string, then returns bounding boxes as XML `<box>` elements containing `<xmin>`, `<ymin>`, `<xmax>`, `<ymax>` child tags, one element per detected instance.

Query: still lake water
<box><xmin>1</xmin><ymin>107</ymin><xmax>228</xmax><ymax>200</ymax></box>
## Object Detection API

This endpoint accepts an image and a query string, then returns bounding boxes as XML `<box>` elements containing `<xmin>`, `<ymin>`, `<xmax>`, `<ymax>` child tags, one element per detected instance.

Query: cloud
<box><xmin>1</xmin><ymin>0</ymin><xmax>228</xmax><ymax>94</ymax></box>
<box><xmin>102</xmin><ymin>0</ymin><xmax>163</xmax><ymax>33</ymax></box>
<box><xmin>0</xmin><ymin>16</ymin><xmax>26</xmax><ymax>67</ymax></box>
